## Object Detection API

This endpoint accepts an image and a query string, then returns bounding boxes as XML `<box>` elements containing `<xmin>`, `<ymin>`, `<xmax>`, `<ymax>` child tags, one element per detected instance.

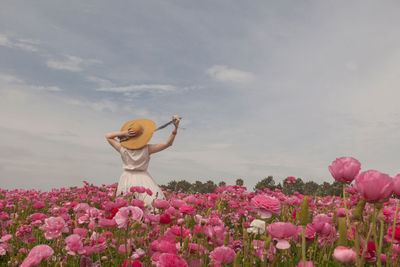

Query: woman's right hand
<box><xmin>172</xmin><ymin>115</ymin><xmax>180</xmax><ymax>128</ymax></box>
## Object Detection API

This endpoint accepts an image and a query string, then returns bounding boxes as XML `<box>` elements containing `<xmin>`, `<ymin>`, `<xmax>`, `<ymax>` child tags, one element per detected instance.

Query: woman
<box><xmin>106</xmin><ymin>115</ymin><xmax>180</xmax><ymax>206</ymax></box>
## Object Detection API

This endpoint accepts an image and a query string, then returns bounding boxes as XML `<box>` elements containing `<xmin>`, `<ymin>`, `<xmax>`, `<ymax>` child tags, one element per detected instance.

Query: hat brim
<box><xmin>120</xmin><ymin>119</ymin><xmax>156</xmax><ymax>149</ymax></box>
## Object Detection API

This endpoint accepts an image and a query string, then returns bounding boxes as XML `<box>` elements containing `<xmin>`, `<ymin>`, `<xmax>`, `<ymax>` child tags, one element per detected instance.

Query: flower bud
<box><xmin>337</xmin><ymin>217</ymin><xmax>347</xmax><ymax>246</ymax></box>
<box><xmin>300</xmin><ymin>197</ymin><xmax>309</xmax><ymax>226</ymax></box>
<box><xmin>352</xmin><ymin>198</ymin><xmax>366</xmax><ymax>221</ymax></box>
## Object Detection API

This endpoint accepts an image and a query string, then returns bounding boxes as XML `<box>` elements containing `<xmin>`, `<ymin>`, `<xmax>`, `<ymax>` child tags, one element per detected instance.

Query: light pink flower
<box><xmin>310</xmin><ymin>214</ymin><xmax>333</xmax><ymax>235</ymax></box>
<box><xmin>40</xmin><ymin>216</ymin><xmax>69</xmax><ymax>240</ymax></box>
<box><xmin>355</xmin><ymin>170</ymin><xmax>393</xmax><ymax>203</ymax></box>
<box><xmin>65</xmin><ymin>234</ymin><xmax>85</xmax><ymax>255</ymax></box>
<box><xmin>332</xmin><ymin>246</ymin><xmax>356</xmax><ymax>264</ymax></box>
<box><xmin>297</xmin><ymin>261</ymin><xmax>315</xmax><ymax>267</ymax></box>
<box><xmin>251</xmin><ymin>195</ymin><xmax>281</xmax><ymax>218</ymax></box>
<box><xmin>0</xmin><ymin>234</ymin><xmax>12</xmax><ymax>243</ymax></box>
<box><xmin>267</xmin><ymin>222</ymin><xmax>297</xmax><ymax>249</ymax></box>
<box><xmin>328</xmin><ymin>157</ymin><xmax>361</xmax><ymax>184</ymax></box>
<box><xmin>210</xmin><ymin>246</ymin><xmax>236</xmax><ymax>265</ymax></box>
<box><xmin>20</xmin><ymin>244</ymin><xmax>54</xmax><ymax>267</ymax></box>
<box><xmin>114</xmin><ymin>206</ymin><xmax>144</xmax><ymax>228</ymax></box>
<box><xmin>156</xmin><ymin>253</ymin><xmax>188</xmax><ymax>267</ymax></box>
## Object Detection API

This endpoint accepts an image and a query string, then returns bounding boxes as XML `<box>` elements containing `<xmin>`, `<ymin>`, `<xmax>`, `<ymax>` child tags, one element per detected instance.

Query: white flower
<box><xmin>247</xmin><ymin>219</ymin><xmax>266</xmax><ymax>234</ymax></box>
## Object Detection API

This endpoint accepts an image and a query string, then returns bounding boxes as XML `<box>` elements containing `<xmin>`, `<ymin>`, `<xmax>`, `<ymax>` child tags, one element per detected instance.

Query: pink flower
<box><xmin>210</xmin><ymin>246</ymin><xmax>236</xmax><ymax>265</ymax></box>
<box><xmin>310</xmin><ymin>214</ymin><xmax>333</xmax><ymax>235</ymax></box>
<box><xmin>114</xmin><ymin>206</ymin><xmax>144</xmax><ymax>228</ymax></box>
<box><xmin>251</xmin><ymin>195</ymin><xmax>281</xmax><ymax>219</ymax></box>
<box><xmin>267</xmin><ymin>222</ymin><xmax>297</xmax><ymax>249</ymax></box>
<box><xmin>179</xmin><ymin>204</ymin><xmax>195</xmax><ymax>215</ymax></box>
<box><xmin>153</xmin><ymin>199</ymin><xmax>170</xmax><ymax>210</ymax></box>
<box><xmin>355</xmin><ymin>170</ymin><xmax>393</xmax><ymax>203</ymax></box>
<box><xmin>286</xmin><ymin>176</ymin><xmax>297</xmax><ymax>184</ymax></box>
<box><xmin>65</xmin><ymin>234</ymin><xmax>85</xmax><ymax>255</ymax></box>
<box><xmin>123</xmin><ymin>259</ymin><xmax>142</xmax><ymax>267</ymax></box>
<box><xmin>33</xmin><ymin>201</ymin><xmax>45</xmax><ymax>210</ymax></box>
<box><xmin>40</xmin><ymin>216</ymin><xmax>69</xmax><ymax>240</ymax></box>
<box><xmin>393</xmin><ymin>174</ymin><xmax>400</xmax><ymax>197</ymax></box>
<box><xmin>297</xmin><ymin>261</ymin><xmax>315</xmax><ymax>267</ymax></box>
<box><xmin>98</xmin><ymin>218</ymin><xmax>117</xmax><ymax>228</ymax></box>
<box><xmin>332</xmin><ymin>246</ymin><xmax>356</xmax><ymax>264</ymax></box>
<box><xmin>156</xmin><ymin>253</ymin><xmax>188</xmax><ymax>267</ymax></box>
<box><xmin>328</xmin><ymin>157</ymin><xmax>361</xmax><ymax>184</ymax></box>
<box><xmin>0</xmin><ymin>234</ymin><xmax>12</xmax><ymax>243</ymax></box>
<box><xmin>20</xmin><ymin>244</ymin><xmax>54</xmax><ymax>267</ymax></box>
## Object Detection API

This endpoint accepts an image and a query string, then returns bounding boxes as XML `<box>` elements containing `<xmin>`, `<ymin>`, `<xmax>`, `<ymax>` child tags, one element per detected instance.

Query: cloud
<box><xmin>206</xmin><ymin>65</ymin><xmax>255</xmax><ymax>84</ymax></box>
<box><xmin>97</xmin><ymin>84</ymin><xmax>178</xmax><ymax>93</ymax></box>
<box><xmin>64</xmin><ymin>98</ymin><xmax>118</xmax><ymax>113</ymax></box>
<box><xmin>46</xmin><ymin>55</ymin><xmax>101</xmax><ymax>72</ymax></box>
<box><xmin>0</xmin><ymin>73</ymin><xmax>62</xmax><ymax>93</ymax></box>
<box><xmin>0</xmin><ymin>33</ymin><xmax>40</xmax><ymax>52</ymax></box>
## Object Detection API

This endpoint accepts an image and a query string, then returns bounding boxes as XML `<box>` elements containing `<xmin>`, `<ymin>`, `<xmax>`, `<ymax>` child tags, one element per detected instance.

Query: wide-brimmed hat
<box><xmin>120</xmin><ymin>119</ymin><xmax>156</xmax><ymax>149</ymax></box>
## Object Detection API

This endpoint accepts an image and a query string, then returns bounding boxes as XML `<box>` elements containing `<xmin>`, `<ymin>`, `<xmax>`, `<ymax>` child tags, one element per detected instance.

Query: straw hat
<box><xmin>120</xmin><ymin>119</ymin><xmax>156</xmax><ymax>149</ymax></box>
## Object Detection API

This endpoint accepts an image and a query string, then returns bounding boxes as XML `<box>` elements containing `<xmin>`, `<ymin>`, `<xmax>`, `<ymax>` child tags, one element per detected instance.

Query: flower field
<box><xmin>1</xmin><ymin>157</ymin><xmax>400</xmax><ymax>266</ymax></box>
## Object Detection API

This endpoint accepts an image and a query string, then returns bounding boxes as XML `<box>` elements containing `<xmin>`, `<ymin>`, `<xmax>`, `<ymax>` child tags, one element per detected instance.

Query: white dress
<box><xmin>116</xmin><ymin>145</ymin><xmax>165</xmax><ymax>206</ymax></box>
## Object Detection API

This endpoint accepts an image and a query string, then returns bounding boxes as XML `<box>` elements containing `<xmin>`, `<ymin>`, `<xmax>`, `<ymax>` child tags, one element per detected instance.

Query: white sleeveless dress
<box><xmin>116</xmin><ymin>145</ymin><xmax>165</xmax><ymax>206</ymax></box>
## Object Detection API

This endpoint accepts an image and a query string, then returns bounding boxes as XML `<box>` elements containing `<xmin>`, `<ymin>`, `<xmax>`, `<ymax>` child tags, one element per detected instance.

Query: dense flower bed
<box><xmin>1</xmin><ymin>157</ymin><xmax>400</xmax><ymax>266</ymax></box>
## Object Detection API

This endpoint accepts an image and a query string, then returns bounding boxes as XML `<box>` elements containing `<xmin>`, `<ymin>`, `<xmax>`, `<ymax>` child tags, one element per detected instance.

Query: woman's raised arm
<box><xmin>148</xmin><ymin>115</ymin><xmax>180</xmax><ymax>154</ymax></box>
<box><xmin>105</xmin><ymin>130</ymin><xmax>132</xmax><ymax>152</ymax></box>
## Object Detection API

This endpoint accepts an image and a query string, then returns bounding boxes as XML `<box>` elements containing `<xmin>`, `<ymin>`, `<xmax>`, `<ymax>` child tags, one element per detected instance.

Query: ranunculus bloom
<box><xmin>20</xmin><ymin>244</ymin><xmax>54</xmax><ymax>267</ymax></box>
<box><xmin>98</xmin><ymin>218</ymin><xmax>117</xmax><ymax>228</ymax></box>
<box><xmin>251</xmin><ymin>195</ymin><xmax>281</xmax><ymax>218</ymax></box>
<box><xmin>159</xmin><ymin>213</ymin><xmax>172</xmax><ymax>225</ymax></box>
<box><xmin>40</xmin><ymin>216</ymin><xmax>69</xmax><ymax>240</ymax></box>
<box><xmin>156</xmin><ymin>253</ymin><xmax>188</xmax><ymax>267</ymax></box>
<box><xmin>65</xmin><ymin>234</ymin><xmax>85</xmax><ymax>255</ymax></box>
<box><xmin>333</xmin><ymin>246</ymin><xmax>356</xmax><ymax>264</ymax></box>
<box><xmin>354</xmin><ymin>170</ymin><xmax>393</xmax><ymax>203</ymax></box>
<box><xmin>247</xmin><ymin>219</ymin><xmax>266</xmax><ymax>234</ymax></box>
<box><xmin>114</xmin><ymin>206</ymin><xmax>144</xmax><ymax>229</ymax></box>
<box><xmin>153</xmin><ymin>199</ymin><xmax>170</xmax><ymax>210</ymax></box>
<box><xmin>267</xmin><ymin>222</ymin><xmax>297</xmax><ymax>249</ymax></box>
<box><xmin>328</xmin><ymin>157</ymin><xmax>361</xmax><ymax>184</ymax></box>
<box><xmin>179</xmin><ymin>204</ymin><xmax>195</xmax><ymax>215</ymax></box>
<box><xmin>393</xmin><ymin>174</ymin><xmax>400</xmax><ymax>197</ymax></box>
<box><xmin>210</xmin><ymin>246</ymin><xmax>236</xmax><ymax>265</ymax></box>
<box><xmin>297</xmin><ymin>261</ymin><xmax>315</xmax><ymax>267</ymax></box>
<box><xmin>310</xmin><ymin>214</ymin><xmax>333</xmax><ymax>235</ymax></box>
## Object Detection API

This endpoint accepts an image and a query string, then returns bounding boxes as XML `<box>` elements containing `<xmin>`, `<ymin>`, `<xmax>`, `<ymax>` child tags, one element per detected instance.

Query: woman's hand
<box><xmin>172</xmin><ymin>115</ymin><xmax>180</xmax><ymax>128</ymax></box>
<box><xmin>122</xmin><ymin>129</ymin><xmax>136</xmax><ymax>137</ymax></box>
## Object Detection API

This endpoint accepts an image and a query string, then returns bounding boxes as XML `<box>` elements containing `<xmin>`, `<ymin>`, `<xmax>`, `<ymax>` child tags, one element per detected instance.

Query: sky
<box><xmin>1</xmin><ymin>0</ymin><xmax>400</xmax><ymax>191</ymax></box>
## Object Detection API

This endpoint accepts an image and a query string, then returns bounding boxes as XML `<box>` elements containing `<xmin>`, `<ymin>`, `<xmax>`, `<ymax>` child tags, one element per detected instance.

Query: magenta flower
<box><xmin>156</xmin><ymin>253</ymin><xmax>188</xmax><ymax>267</ymax></box>
<box><xmin>286</xmin><ymin>176</ymin><xmax>296</xmax><ymax>184</ymax></box>
<box><xmin>332</xmin><ymin>246</ymin><xmax>356</xmax><ymax>264</ymax></box>
<box><xmin>179</xmin><ymin>204</ymin><xmax>195</xmax><ymax>215</ymax></box>
<box><xmin>209</xmin><ymin>246</ymin><xmax>236</xmax><ymax>265</ymax></box>
<box><xmin>20</xmin><ymin>244</ymin><xmax>54</xmax><ymax>267</ymax></box>
<box><xmin>310</xmin><ymin>214</ymin><xmax>333</xmax><ymax>235</ymax></box>
<box><xmin>328</xmin><ymin>157</ymin><xmax>361</xmax><ymax>184</ymax></box>
<box><xmin>354</xmin><ymin>170</ymin><xmax>393</xmax><ymax>203</ymax></box>
<box><xmin>40</xmin><ymin>216</ymin><xmax>69</xmax><ymax>240</ymax></box>
<box><xmin>114</xmin><ymin>206</ymin><xmax>143</xmax><ymax>228</ymax></box>
<box><xmin>251</xmin><ymin>195</ymin><xmax>281</xmax><ymax>218</ymax></box>
<box><xmin>65</xmin><ymin>234</ymin><xmax>85</xmax><ymax>255</ymax></box>
<box><xmin>267</xmin><ymin>222</ymin><xmax>297</xmax><ymax>249</ymax></box>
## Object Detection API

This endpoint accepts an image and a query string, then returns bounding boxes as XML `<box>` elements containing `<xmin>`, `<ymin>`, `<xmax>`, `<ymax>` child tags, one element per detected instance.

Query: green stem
<box><xmin>302</xmin><ymin>225</ymin><xmax>306</xmax><ymax>267</ymax></box>
<box><xmin>377</xmin><ymin>209</ymin><xmax>384</xmax><ymax>267</ymax></box>
<box><xmin>342</xmin><ymin>184</ymin><xmax>352</xmax><ymax>240</ymax></box>
<box><xmin>358</xmin><ymin>206</ymin><xmax>376</xmax><ymax>267</ymax></box>
<box><xmin>389</xmin><ymin>200</ymin><xmax>400</xmax><ymax>264</ymax></box>
<box><xmin>353</xmin><ymin>223</ymin><xmax>359</xmax><ymax>266</ymax></box>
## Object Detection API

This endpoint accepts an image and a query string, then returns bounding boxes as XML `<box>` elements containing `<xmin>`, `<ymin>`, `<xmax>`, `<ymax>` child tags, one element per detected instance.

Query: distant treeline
<box><xmin>160</xmin><ymin>176</ymin><xmax>343</xmax><ymax>196</ymax></box>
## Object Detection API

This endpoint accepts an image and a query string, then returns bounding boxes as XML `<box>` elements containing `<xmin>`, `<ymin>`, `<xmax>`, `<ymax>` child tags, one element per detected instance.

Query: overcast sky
<box><xmin>1</xmin><ymin>0</ymin><xmax>400</xmax><ymax>191</ymax></box>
